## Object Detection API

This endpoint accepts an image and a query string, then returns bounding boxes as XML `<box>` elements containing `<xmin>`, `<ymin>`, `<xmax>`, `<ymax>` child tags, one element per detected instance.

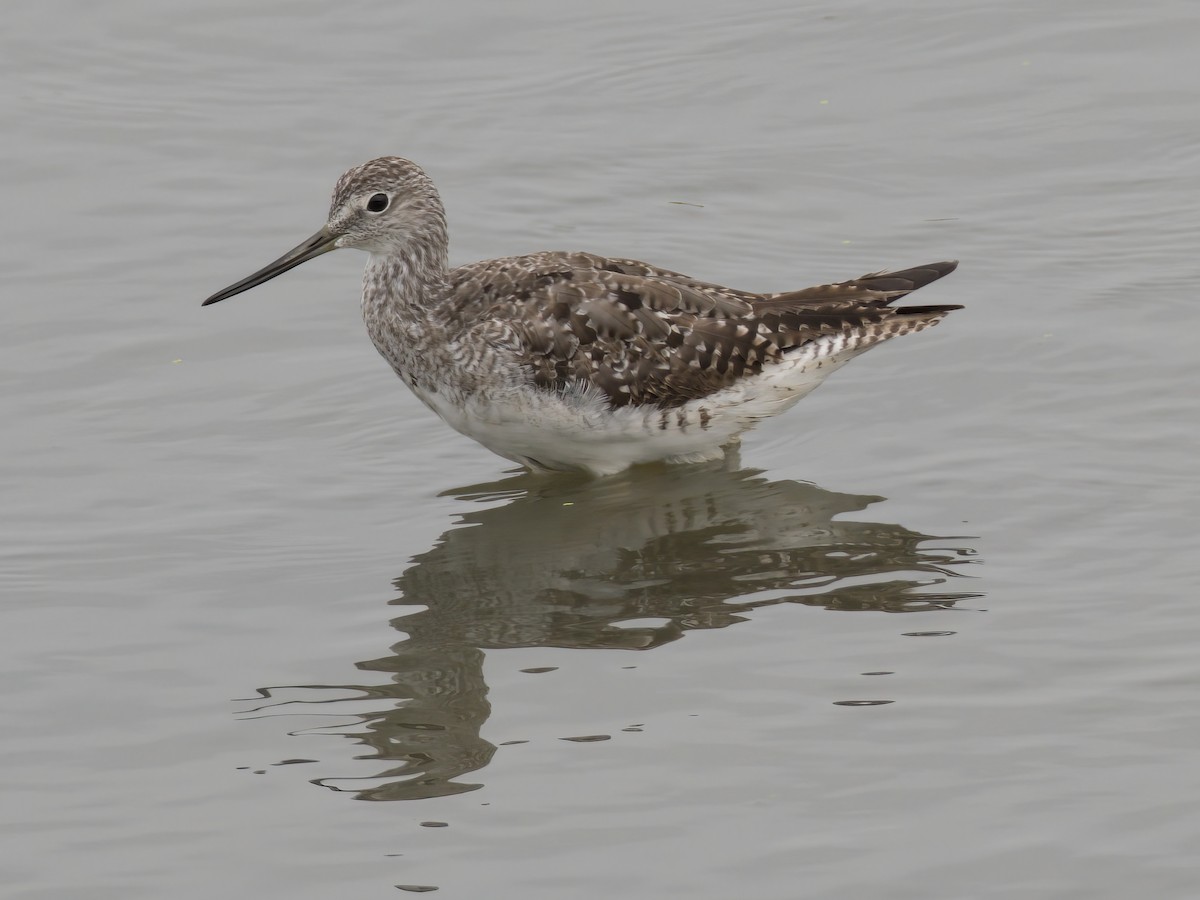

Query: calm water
<box><xmin>4</xmin><ymin>0</ymin><xmax>1200</xmax><ymax>897</ymax></box>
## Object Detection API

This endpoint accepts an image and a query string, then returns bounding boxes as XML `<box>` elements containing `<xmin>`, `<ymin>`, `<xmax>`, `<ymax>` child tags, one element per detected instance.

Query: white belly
<box><xmin>404</xmin><ymin>341</ymin><xmax>863</xmax><ymax>476</ymax></box>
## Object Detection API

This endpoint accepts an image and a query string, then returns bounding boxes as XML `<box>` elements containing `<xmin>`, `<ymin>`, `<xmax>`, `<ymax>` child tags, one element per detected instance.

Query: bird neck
<box><xmin>362</xmin><ymin>226</ymin><xmax>450</xmax><ymax>318</ymax></box>
<box><xmin>360</xmin><ymin>223</ymin><xmax>457</xmax><ymax>389</ymax></box>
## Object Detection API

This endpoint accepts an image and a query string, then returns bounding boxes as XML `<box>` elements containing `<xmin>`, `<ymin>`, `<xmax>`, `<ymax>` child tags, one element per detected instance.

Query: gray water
<box><xmin>4</xmin><ymin>0</ymin><xmax>1199</xmax><ymax>897</ymax></box>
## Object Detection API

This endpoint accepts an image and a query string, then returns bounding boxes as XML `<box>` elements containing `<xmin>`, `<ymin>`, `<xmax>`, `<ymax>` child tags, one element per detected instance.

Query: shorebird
<box><xmin>203</xmin><ymin>157</ymin><xmax>959</xmax><ymax>475</ymax></box>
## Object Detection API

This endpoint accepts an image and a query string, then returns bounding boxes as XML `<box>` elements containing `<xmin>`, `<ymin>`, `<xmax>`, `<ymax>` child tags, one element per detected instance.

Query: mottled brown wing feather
<box><xmin>452</xmin><ymin>254</ymin><xmax>959</xmax><ymax>409</ymax></box>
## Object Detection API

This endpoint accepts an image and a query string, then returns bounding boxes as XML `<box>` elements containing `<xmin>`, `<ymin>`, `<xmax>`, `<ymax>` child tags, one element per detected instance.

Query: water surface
<box><xmin>3</xmin><ymin>0</ymin><xmax>1199</xmax><ymax>897</ymax></box>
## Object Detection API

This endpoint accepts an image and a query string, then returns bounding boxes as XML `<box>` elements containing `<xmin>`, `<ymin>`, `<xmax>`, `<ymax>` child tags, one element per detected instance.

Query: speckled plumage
<box><xmin>204</xmin><ymin>156</ymin><xmax>961</xmax><ymax>475</ymax></box>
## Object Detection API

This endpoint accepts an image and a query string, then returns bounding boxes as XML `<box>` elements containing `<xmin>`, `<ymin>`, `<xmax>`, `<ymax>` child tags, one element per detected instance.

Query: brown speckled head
<box><xmin>326</xmin><ymin>156</ymin><xmax>447</xmax><ymax>255</ymax></box>
<box><xmin>201</xmin><ymin>156</ymin><xmax>448</xmax><ymax>307</ymax></box>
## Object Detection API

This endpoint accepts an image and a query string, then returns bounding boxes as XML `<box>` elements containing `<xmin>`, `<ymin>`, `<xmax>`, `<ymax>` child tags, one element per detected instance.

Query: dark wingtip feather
<box><xmin>856</xmin><ymin>260</ymin><xmax>959</xmax><ymax>298</ymax></box>
<box><xmin>893</xmin><ymin>303</ymin><xmax>964</xmax><ymax>315</ymax></box>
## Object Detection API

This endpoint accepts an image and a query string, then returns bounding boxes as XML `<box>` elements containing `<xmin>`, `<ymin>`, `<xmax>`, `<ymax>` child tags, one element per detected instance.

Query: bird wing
<box><xmin>450</xmin><ymin>253</ymin><xmax>959</xmax><ymax>409</ymax></box>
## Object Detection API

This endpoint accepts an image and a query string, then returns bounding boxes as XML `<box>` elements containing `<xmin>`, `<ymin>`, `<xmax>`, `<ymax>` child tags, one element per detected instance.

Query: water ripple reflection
<box><xmin>243</xmin><ymin>462</ymin><xmax>980</xmax><ymax>801</ymax></box>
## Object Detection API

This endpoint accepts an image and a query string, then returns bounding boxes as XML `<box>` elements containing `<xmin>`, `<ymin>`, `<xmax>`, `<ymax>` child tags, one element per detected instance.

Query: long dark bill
<box><xmin>201</xmin><ymin>226</ymin><xmax>339</xmax><ymax>306</ymax></box>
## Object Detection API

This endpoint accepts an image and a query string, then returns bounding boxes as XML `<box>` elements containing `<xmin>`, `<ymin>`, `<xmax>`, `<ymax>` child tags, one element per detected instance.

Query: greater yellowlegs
<box><xmin>203</xmin><ymin>157</ymin><xmax>960</xmax><ymax>475</ymax></box>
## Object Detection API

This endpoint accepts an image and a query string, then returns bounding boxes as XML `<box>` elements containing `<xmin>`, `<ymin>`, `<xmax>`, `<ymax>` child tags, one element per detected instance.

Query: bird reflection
<box><xmin>244</xmin><ymin>462</ymin><xmax>979</xmax><ymax>801</ymax></box>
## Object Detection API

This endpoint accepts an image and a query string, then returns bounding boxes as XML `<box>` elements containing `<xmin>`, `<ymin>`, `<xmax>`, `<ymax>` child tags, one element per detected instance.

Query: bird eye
<box><xmin>366</xmin><ymin>193</ymin><xmax>389</xmax><ymax>213</ymax></box>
